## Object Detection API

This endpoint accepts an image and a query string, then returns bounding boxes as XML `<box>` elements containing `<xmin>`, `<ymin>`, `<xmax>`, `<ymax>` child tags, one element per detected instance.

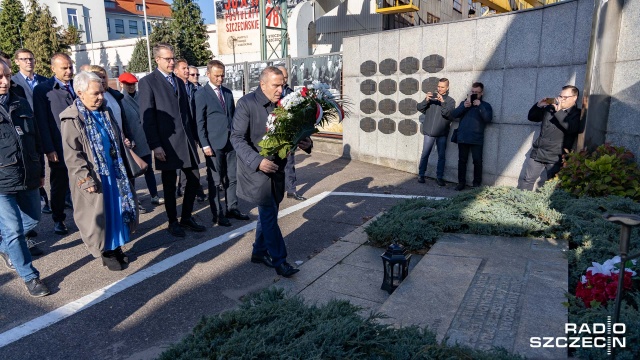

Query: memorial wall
<box><xmin>342</xmin><ymin>0</ymin><xmax>594</xmax><ymax>186</ymax></box>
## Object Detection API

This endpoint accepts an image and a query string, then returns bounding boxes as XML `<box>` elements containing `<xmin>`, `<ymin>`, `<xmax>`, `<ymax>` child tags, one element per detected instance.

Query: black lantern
<box><xmin>380</xmin><ymin>242</ymin><xmax>412</xmax><ymax>294</ymax></box>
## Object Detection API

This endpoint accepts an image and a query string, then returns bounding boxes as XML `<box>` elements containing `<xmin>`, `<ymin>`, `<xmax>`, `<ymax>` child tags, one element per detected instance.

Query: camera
<box><xmin>544</xmin><ymin>97</ymin><xmax>557</xmax><ymax>105</ymax></box>
<box><xmin>470</xmin><ymin>94</ymin><xmax>478</xmax><ymax>103</ymax></box>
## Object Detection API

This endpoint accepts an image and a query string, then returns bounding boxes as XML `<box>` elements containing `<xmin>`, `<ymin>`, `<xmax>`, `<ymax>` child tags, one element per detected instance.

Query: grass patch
<box><xmin>158</xmin><ymin>288</ymin><xmax>522</xmax><ymax>360</ymax></box>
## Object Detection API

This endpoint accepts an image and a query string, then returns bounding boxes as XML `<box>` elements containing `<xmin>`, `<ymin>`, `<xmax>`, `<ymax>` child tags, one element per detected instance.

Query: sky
<box><xmin>164</xmin><ymin>0</ymin><xmax>216</xmax><ymax>24</ymax></box>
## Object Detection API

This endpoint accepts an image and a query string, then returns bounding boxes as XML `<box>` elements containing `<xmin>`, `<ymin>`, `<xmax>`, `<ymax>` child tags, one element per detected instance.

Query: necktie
<box><xmin>166</xmin><ymin>75</ymin><xmax>176</xmax><ymax>93</ymax></box>
<box><xmin>216</xmin><ymin>88</ymin><xmax>226</xmax><ymax>111</ymax></box>
<box><xmin>26</xmin><ymin>77</ymin><xmax>35</xmax><ymax>91</ymax></box>
<box><xmin>64</xmin><ymin>84</ymin><xmax>75</xmax><ymax>100</ymax></box>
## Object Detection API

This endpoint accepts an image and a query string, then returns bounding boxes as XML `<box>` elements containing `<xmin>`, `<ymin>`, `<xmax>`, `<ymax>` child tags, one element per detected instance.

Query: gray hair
<box><xmin>259</xmin><ymin>66</ymin><xmax>283</xmax><ymax>82</ymax></box>
<box><xmin>74</xmin><ymin>71</ymin><xmax>103</xmax><ymax>93</ymax></box>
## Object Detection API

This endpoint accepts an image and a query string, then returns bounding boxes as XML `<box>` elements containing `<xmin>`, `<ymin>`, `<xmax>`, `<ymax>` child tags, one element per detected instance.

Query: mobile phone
<box><xmin>470</xmin><ymin>94</ymin><xmax>478</xmax><ymax>103</ymax></box>
<box><xmin>544</xmin><ymin>97</ymin><xmax>556</xmax><ymax>105</ymax></box>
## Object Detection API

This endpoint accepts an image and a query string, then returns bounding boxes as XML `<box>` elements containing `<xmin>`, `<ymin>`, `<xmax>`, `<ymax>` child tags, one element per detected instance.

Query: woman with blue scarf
<box><xmin>60</xmin><ymin>71</ymin><xmax>137</xmax><ymax>271</ymax></box>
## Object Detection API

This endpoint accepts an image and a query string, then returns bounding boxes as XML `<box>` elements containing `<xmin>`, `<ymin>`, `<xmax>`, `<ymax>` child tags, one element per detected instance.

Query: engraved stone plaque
<box><xmin>378</xmin><ymin>79</ymin><xmax>397</xmax><ymax>96</ymax></box>
<box><xmin>399</xmin><ymin>78</ymin><xmax>419</xmax><ymax>95</ymax></box>
<box><xmin>360</xmin><ymin>117</ymin><xmax>376</xmax><ymax>133</ymax></box>
<box><xmin>360</xmin><ymin>61</ymin><xmax>377</xmax><ymax>77</ymax></box>
<box><xmin>398</xmin><ymin>119</ymin><xmax>418</xmax><ymax>136</ymax></box>
<box><xmin>422</xmin><ymin>54</ymin><xmax>445</xmax><ymax>73</ymax></box>
<box><xmin>360</xmin><ymin>99</ymin><xmax>377</xmax><ymax>114</ymax></box>
<box><xmin>398</xmin><ymin>98</ymin><xmax>418</xmax><ymax>116</ymax></box>
<box><xmin>422</xmin><ymin>77</ymin><xmax>440</xmax><ymax>94</ymax></box>
<box><xmin>379</xmin><ymin>58</ymin><xmax>397</xmax><ymax>76</ymax></box>
<box><xmin>378</xmin><ymin>118</ymin><xmax>396</xmax><ymax>134</ymax></box>
<box><xmin>378</xmin><ymin>99</ymin><xmax>396</xmax><ymax>115</ymax></box>
<box><xmin>399</xmin><ymin>57</ymin><xmax>420</xmax><ymax>75</ymax></box>
<box><xmin>360</xmin><ymin>79</ymin><xmax>377</xmax><ymax>95</ymax></box>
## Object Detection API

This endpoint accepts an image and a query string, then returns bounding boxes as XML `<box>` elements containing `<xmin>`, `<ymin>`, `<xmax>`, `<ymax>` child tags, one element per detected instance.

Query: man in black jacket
<box><xmin>416</xmin><ymin>78</ymin><xmax>455</xmax><ymax>186</ymax></box>
<box><xmin>0</xmin><ymin>60</ymin><xmax>50</xmax><ymax>297</ymax></box>
<box><xmin>33</xmin><ymin>53</ymin><xmax>76</xmax><ymax>235</ymax></box>
<box><xmin>140</xmin><ymin>43</ymin><xmax>206</xmax><ymax>237</ymax></box>
<box><xmin>518</xmin><ymin>85</ymin><xmax>581</xmax><ymax>190</ymax></box>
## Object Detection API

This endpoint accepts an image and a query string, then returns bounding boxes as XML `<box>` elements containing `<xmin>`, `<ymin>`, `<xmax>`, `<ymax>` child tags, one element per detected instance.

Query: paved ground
<box><xmin>0</xmin><ymin>151</ymin><xmax>457</xmax><ymax>360</ymax></box>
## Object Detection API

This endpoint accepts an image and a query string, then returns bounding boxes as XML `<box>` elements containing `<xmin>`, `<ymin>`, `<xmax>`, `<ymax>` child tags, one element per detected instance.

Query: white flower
<box><xmin>581</xmin><ymin>275</ymin><xmax>587</xmax><ymax>284</ymax></box>
<box><xmin>587</xmin><ymin>256</ymin><xmax>638</xmax><ymax>277</ymax></box>
<box><xmin>587</xmin><ymin>261</ymin><xmax>614</xmax><ymax>276</ymax></box>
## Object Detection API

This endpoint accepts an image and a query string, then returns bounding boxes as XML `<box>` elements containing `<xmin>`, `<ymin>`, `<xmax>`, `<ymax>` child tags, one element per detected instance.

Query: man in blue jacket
<box><xmin>451</xmin><ymin>82</ymin><xmax>493</xmax><ymax>190</ymax></box>
<box><xmin>416</xmin><ymin>78</ymin><xmax>455</xmax><ymax>186</ymax></box>
<box><xmin>0</xmin><ymin>60</ymin><xmax>50</xmax><ymax>297</ymax></box>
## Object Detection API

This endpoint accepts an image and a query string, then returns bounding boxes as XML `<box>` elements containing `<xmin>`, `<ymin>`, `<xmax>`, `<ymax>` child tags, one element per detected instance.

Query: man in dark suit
<box><xmin>196</xmin><ymin>60</ymin><xmax>249</xmax><ymax>227</ymax></box>
<box><xmin>139</xmin><ymin>43</ymin><xmax>206</xmax><ymax>237</ymax></box>
<box><xmin>231</xmin><ymin>66</ymin><xmax>312</xmax><ymax>278</ymax></box>
<box><xmin>33</xmin><ymin>53</ymin><xmax>76</xmax><ymax>235</ymax></box>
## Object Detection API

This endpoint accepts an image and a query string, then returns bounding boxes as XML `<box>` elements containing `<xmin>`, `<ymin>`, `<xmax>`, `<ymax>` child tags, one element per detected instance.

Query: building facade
<box><xmin>104</xmin><ymin>0</ymin><xmax>171</xmax><ymax>40</ymax></box>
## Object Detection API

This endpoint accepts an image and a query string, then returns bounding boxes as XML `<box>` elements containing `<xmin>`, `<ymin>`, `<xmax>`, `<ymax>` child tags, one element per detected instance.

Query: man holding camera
<box><xmin>416</xmin><ymin>78</ymin><xmax>455</xmax><ymax>186</ymax></box>
<box><xmin>451</xmin><ymin>82</ymin><xmax>493</xmax><ymax>191</ymax></box>
<box><xmin>518</xmin><ymin>85</ymin><xmax>581</xmax><ymax>190</ymax></box>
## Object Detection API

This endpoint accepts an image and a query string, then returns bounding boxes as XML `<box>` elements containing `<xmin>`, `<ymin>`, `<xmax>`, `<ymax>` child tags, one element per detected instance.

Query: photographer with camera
<box><xmin>450</xmin><ymin>82</ymin><xmax>493</xmax><ymax>191</ymax></box>
<box><xmin>416</xmin><ymin>78</ymin><xmax>455</xmax><ymax>186</ymax></box>
<box><xmin>518</xmin><ymin>85</ymin><xmax>581</xmax><ymax>190</ymax></box>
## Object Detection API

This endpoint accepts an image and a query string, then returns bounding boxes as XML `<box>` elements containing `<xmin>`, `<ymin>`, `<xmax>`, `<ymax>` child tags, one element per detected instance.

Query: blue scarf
<box><xmin>75</xmin><ymin>98</ymin><xmax>136</xmax><ymax>224</ymax></box>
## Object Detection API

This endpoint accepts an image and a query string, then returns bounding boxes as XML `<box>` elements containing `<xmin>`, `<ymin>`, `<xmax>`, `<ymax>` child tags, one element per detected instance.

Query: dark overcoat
<box><xmin>138</xmin><ymin>69</ymin><xmax>199</xmax><ymax>171</ymax></box>
<box><xmin>195</xmin><ymin>84</ymin><xmax>235</xmax><ymax>150</ymax></box>
<box><xmin>11</xmin><ymin>73</ymin><xmax>48</xmax><ymax>109</ymax></box>
<box><xmin>33</xmin><ymin>78</ymin><xmax>75</xmax><ymax>166</ymax></box>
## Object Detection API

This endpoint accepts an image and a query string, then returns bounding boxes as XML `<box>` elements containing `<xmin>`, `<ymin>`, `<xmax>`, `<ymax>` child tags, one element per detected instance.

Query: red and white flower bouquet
<box><xmin>258</xmin><ymin>81</ymin><xmax>349</xmax><ymax>159</ymax></box>
<box><xmin>575</xmin><ymin>255</ymin><xmax>638</xmax><ymax>308</ymax></box>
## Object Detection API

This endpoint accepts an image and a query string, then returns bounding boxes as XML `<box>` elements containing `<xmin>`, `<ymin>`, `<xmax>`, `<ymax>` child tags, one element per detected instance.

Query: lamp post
<box><xmin>142</xmin><ymin>0</ymin><xmax>152</xmax><ymax>73</ymax></box>
<box><xmin>380</xmin><ymin>242</ymin><xmax>412</xmax><ymax>294</ymax></box>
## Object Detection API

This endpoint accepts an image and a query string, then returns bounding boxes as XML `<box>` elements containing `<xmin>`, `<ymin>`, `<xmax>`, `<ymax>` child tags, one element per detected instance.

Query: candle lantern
<box><xmin>380</xmin><ymin>242</ymin><xmax>411</xmax><ymax>294</ymax></box>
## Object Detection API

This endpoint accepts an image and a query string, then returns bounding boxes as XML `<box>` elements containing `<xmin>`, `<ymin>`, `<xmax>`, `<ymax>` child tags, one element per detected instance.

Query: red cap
<box><xmin>118</xmin><ymin>72</ymin><xmax>138</xmax><ymax>84</ymax></box>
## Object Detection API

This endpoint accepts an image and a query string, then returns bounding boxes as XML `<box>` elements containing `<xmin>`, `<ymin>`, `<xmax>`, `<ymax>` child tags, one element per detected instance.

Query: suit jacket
<box><xmin>195</xmin><ymin>83</ymin><xmax>235</xmax><ymax>150</ymax></box>
<box><xmin>12</xmin><ymin>73</ymin><xmax>48</xmax><ymax>109</ymax></box>
<box><xmin>139</xmin><ymin>69</ymin><xmax>199</xmax><ymax>171</ymax></box>
<box><xmin>33</xmin><ymin>77</ymin><xmax>75</xmax><ymax>166</ymax></box>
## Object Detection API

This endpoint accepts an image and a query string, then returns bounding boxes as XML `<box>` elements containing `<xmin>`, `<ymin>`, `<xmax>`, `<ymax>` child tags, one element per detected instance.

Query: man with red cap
<box><xmin>118</xmin><ymin>72</ymin><xmax>164</xmax><ymax>208</ymax></box>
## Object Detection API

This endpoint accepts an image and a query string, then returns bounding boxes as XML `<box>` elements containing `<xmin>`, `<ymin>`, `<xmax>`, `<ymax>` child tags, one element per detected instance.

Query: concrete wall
<box><xmin>342</xmin><ymin>0</ymin><xmax>593</xmax><ymax>186</ymax></box>
<box><xmin>607</xmin><ymin>0</ymin><xmax>640</xmax><ymax>158</ymax></box>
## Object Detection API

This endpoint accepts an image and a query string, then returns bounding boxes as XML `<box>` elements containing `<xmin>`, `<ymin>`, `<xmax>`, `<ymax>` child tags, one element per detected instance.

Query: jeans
<box><xmin>0</xmin><ymin>188</ymin><xmax>41</xmax><ymax>282</ymax></box>
<box><xmin>458</xmin><ymin>143</ymin><xmax>484</xmax><ymax>186</ymax></box>
<box><xmin>141</xmin><ymin>154</ymin><xmax>158</xmax><ymax>198</ymax></box>
<box><xmin>518</xmin><ymin>156</ymin><xmax>562</xmax><ymax>191</ymax></box>
<box><xmin>285</xmin><ymin>152</ymin><xmax>296</xmax><ymax>193</ymax></box>
<box><xmin>253</xmin><ymin>196</ymin><xmax>287</xmax><ymax>267</ymax></box>
<box><xmin>161</xmin><ymin>167</ymin><xmax>200</xmax><ymax>223</ymax></box>
<box><xmin>418</xmin><ymin>135</ymin><xmax>447</xmax><ymax>179</ymax></box>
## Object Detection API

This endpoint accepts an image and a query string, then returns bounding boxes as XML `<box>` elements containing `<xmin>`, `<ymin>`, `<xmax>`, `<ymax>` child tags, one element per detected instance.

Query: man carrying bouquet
<box><xmin>231</xmin><ymin>66</ymin><xmax>312</xmax><ymax>278</ymax></box>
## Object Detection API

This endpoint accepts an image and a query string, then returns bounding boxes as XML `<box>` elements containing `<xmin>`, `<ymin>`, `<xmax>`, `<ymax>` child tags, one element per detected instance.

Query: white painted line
<box><xmin>330</xmin><ymin>191</ymin><xmax>446</xmax><ymax>200</ymax></box>
<box><xmin>0</xmin><ymin>190</ymin><xmax>440</xmax><ymax>348</ymax></box>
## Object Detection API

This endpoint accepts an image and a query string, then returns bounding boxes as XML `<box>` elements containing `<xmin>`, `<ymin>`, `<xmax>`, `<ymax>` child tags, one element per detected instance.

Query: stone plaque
<box><xmin>379</xmin><ymin>79</ymin><xmax>397</xmax><ymax>95</ymax></box>
<box><xmin>360</xmin><ymin>61</ymin><xmax>377</xmax><ymax>77</ymax></box>
<box><xmin>378</xmin><ymin>118</ymin><xmax>396</xmax><ymax>134</ymax></box>
<box><xmin>379</xmin><ymin>58</ymin><xmax>397</xmax><ymax>76</ymax></box>
<box><xmin>399</xmin><ymin>78</ymin><xmax>419</xmax><ymax>95</ymax></box>
<box><xmin>360</xmin><ymin>117</ymin><xmax>376</xmax><ymax>133</ymax></box>
<box><xmin>398</xmin><ymin>98</ymin><xmax>418</xmax><ymax>116</ymax></box>
<box><xmin>399</xmin><ymin>57</ymin><xmax>420</xmax><ymax>75</ymax></box>
<box><xmin>422</xmin><ymin>54</ymin><xmax>445</xmax><ymax>73</ymax></box>
<box><xmin>446</xmin><ymin>274</ymin><xmax>525</xmax><ymax>351</ymax></box>
<box><xmin>422</xmin><ymin>77</ymin><xmax>440</xmax><ymax>94</ymax></box>
<box><xmin>398</xmin><ymin>119</ymin><xmax>418</xmax><ymax>136</ymax></box>
<box><xmin>378</xmin><ymin>99</ymin><xmax>396</xmax><ymax>115</ymax></box>
<box><xmin>360</xmin><ymin>79</ymin><xmax>377</xmax><ymax>95</ymax></box>
<box><xmin>360</xmin><ymin>99</ymin><xmax>377</xmax><ymax>114</ymax></box>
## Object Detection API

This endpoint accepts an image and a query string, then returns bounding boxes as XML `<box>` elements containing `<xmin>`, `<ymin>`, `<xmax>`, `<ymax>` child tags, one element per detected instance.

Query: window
<box><xmin>453</xmin><ymin>0</ymin><xmax>462</xmax><ymax>13</ymax></box>
<box><xmin>67</xmin><ymin>8</ymin><xmax>78</xmax><ymax>28</ymax></box>
<box><xmin>129</xmin><ymin>20</ymin><xmax>138</xmax><ymax>34</ymax></box>
<box><xmin>146</xmin><ymin>22</ymin><xmax>152</xmax><ymax>34</ymax></box>
<box><xmin>106</xmin><ymin>18</ymin><xmax>110</xmax><ymax>32</ymax></box>
<box><xmin>136</xmin><ymin>4</ymin><xmax>143</xmax><ymax>11</ymax></box>
<box><xmin>115</xmin><ymin>19</ymin><xmax>124</xmax><ymax>34</ymax></box>
<box><xmin>426</xmin><ymin>12</ymin><xmax>440</xmax><ymax>24</ymax></box>
<box><xmin>104</xmin><ymin>1</ymin><xmax>116</xmax><ymax>9</ymax></box>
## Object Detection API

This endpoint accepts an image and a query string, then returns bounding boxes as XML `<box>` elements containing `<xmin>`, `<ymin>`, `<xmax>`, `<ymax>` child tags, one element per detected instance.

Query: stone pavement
<box><xmin>277</xmin><ymin>216</ymin><xmax>569</xmax><ymax>359</ymax></box>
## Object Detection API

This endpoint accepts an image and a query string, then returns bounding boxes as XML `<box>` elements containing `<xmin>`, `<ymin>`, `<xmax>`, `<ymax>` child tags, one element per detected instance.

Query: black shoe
<box><xmin>275</xmin><ymin>262</ymin><xmax>299</xmax><ymax>278</ymax></box>
<box><xmin>25</xmin><ymin>229</ymin><xmax>38</xmax><ymax>238</ymax></box>
<box><xmin>286</xmin><ymin>193</ymin><xmax>307</xmax><ymax>201</ymax></box>
<box><xmin>138</xmin><ymin>204</ymin><xmax>148</xmax><ymax>214</ymax></box>
<box><xmin>197</xmin><ymin>195</ymin><xmax>207</xmax><ymax>202</ymax></box>
<box><xmin>180</xmin><ymin>217</ymin><xmax>206</xmax><ymax>232</ymax></box>
<box><xmin>454</xmin><ymin>184</ymin><xmax>465</xmax><ymax>191</ymax></box>
<box><xmin>54</xmin><ymin>221</ymin><xmax>68</xmax><ymax>235</ymax></box>
<box><xmin>65</xmin><ymin>200</ymin><xmax>73</xmax><ymax>209</ymax></box>
<box><xmin>251</xmin><ymin>253</ymin><xmax>275</xmax><ymax>268</ymax></box>
<box><xmin>0</xmin><ymin>252</ymin><xmax>14</xmax><ymax>270</ymax></box>
<box><xmin>176</xmin><ymin>189</ymin><xmax>183</xmax><ymax>198</ymax></box>
<box><xmin>436</xmin><ymin>178</ymin><xmax>446</xmax><ymax>187</ymax></box>
<box><xmin>41</xmin><ymin>204</ymin><xmax>52</xmax><ymax>214</ymax></box>
<box><xmin>418</xmin><ymin>176</ymin><xmax>425</xmax><ymax>183</ymax></box>
<box><xmin>25</xmin><ymin>278</ymin><xmax>50</xmax><ymax>297</ymax></box>
<box><xmin>101</xmin><ymin>253</ymin><xmax>123</xmax><ymax>271</ymax></box>
<box><xmin>26</xmin><ymin>237</ymin><xmax>44</xmax><ymax>257</ymax></box>
<box><xmin>168</xmin><ymin>222</ymin><xmax>186</xmax><ymax>237</ymax></box>
<box><xmin>227</xmin><ymin>209</ymin><xmax>249</xmax><ymax>220</ymax></box>
<box><xmin>115</xmin><ymin>247</ymin><xmax>129</xmax><ymax>264</ymax></box>
<box><xmin>217</xmin><ymin>216</ymin><xmax>232</xmax><ymax>227</ymax></box>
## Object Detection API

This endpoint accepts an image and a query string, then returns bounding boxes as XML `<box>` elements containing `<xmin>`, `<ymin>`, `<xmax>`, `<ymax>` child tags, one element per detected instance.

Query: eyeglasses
<box><xmin>17</xmin><ymin>58</ymin><xmax>35</xmax><ymax>62</ymax></box>
<box><xmin>558</xmin><ymin>94</ymin><xmax>576</xmax><ymax>100</ymax></box>
<box><xmin>189</xmin><ymin>73</ymin><xmax>200</xmax><ymax>77</ymax></box>
<box><xmin>158</xmin><ymin>57</ymin><xmax>175</xmax><ymax>63</ymax></box>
